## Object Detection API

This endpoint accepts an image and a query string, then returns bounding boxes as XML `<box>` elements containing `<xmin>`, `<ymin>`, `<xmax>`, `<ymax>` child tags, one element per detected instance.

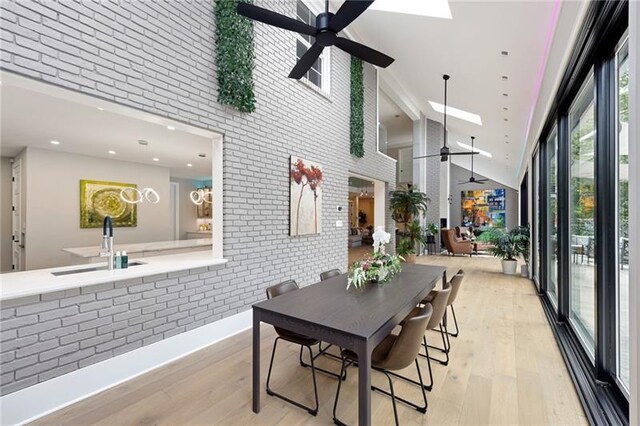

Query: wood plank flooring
<box><xmin>33</xmin><ymin>255</ymin><xmax>587</xmax><ymax>425</ymax></box>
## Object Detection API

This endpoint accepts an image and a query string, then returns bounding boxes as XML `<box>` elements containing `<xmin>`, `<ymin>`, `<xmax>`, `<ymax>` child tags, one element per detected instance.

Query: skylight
<box><xmin>456</xmin><ymin>141</ymin><xmax>492</xmax><ymax>158</ymax></box>
<box><xmin>429</xmin><ymin>101</ymin><xmax>483</xmax><ymax>126</ymax></box>
<box><xmin>369</xmin><ymin>0</ymin><xmax>452</xmax><ymax>19</ymax></box>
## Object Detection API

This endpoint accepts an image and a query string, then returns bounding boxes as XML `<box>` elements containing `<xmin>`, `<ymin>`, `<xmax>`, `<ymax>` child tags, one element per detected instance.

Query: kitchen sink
<box><xmin>51</xmin><ymin>261</ymin><xmax>146</xmax><ymax>276</ymax></box>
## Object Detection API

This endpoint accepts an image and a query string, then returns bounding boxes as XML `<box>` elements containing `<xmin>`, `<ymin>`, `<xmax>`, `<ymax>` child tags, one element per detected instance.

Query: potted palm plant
<box><xmin>397</xmin><ymin>237</ymin><xmax>416</xmax><ymax>263</ymax></box>
<box><xmin>511</xmin><ymin>225</ymin><xmax>530</xmax><ymax>276</ymax></box>
<box><xmin>389</xmin><ymin>185</ymin><xmax>429</xmax><ymax>227</ymax></box>
<box><xmin>487</xmin><ymin>228</ymin><xmax>519</xmax><ymax>275</ymax></box>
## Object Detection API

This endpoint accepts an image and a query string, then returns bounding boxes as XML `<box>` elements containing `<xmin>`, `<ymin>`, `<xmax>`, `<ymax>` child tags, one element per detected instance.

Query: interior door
<box><xmin>11</xmin><ymin>159</ymin><xmax>23</xmax><ymax>271</ymax></box>
<box><xmin>398</xmin><ymin>147</ymin><xmax>413</xmax><ymax>183</ymax></box>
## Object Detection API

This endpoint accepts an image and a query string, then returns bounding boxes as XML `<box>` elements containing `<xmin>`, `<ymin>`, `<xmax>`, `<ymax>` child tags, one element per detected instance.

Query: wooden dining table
<box><xmin>252</xmin><ymin>264</ymin><xmax>447</xmax><ymax>426</ymax></box>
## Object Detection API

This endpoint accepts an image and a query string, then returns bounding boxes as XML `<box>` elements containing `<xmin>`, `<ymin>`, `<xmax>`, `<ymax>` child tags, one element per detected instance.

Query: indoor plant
<box><xmin>389</xmin><ymin>185</ymin><xmax>429</xmax><ymax>227</ymax></box>
<box><xmin>348</xmin><ymin>227</ymin><xmax>403</xmax><ymax>290</ymax></box>
<box><xmin>487</xmin><ymin>228</ymin><xmax>520</xmax><ymax>275</ymax></box>
<box><xmin>397</xmin><ymin>237</ymin><xmax>416</xmax><ymax>263</ymax></box>
<box><xmin>404</xmin><ymin>220</ymin><xmax>427</xmax><ymax>260</ymax></box>
<box><xmin>511</xmin><ymin>225</ymin><xmax>530</xmax><ymax>276</ymax></box>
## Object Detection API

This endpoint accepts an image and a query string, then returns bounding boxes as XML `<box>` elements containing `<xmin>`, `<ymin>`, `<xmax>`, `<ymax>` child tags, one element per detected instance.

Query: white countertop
<box><xmin>62</xmin><ymin>238</ymin><xmax>213</xmax><ymax>258</ymax></box>
<box><xmin>0</xmin><ymin>251</ymin><xmax>227</xmax><ymax>301</ymax></box>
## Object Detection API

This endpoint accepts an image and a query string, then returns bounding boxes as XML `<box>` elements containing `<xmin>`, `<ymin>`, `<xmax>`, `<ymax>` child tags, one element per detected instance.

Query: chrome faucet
<box><xmin>100</xmin><ymin>216</ymin><xmax>114</xmax><ymax>270</ymax></box>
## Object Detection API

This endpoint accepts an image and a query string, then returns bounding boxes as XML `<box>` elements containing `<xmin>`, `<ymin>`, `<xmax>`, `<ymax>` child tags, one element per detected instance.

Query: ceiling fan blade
<box><xmin>476</xmin><ymin>179</ymin><xmax>489</xmax><ymax>183</ymax></box>
<box><xmin>237</xmin><ymin>3</ymin><xmax>316</xmax><ymax>36</ymax></box>
<box><xmin>288</xmin><ymin>43</ymin><xmax>324</xmax><ymax>79</ymax></box>
<box><xmin>413</xmin><ymin>153</ymin><xmax>442</xmax><ymax>160</ymax></box>
<box><xmin>458</xmin><ymin>181</ymin><xmax>471</xmax><ymax>184</ymax></box>
<box><xmin>335</xmin><ymin>37</ymin><xmax>394</xmax><ymax>68</ymax></box>
<box><xmin>329</xmin><ymin>0</ymin><xmax>374</xmax><ymax>33</ymax></box>
<box><xmin>447</xmin><ymin>151</ymin><xmax>480</xmax><ymax>156</ymax></box>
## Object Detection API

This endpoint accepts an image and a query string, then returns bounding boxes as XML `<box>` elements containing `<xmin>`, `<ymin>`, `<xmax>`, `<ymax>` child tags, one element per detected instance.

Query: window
<box><xmin>568</xmin><ymin>72</ymin><xmax>596</xmax><ymax>358</ymax></box>
<box><xmin>546</xmin><ymin>128</ymin><xmax>558</xmax><ymax>305</ymax></box>
<box><xmin>296</xmin><ymin>1</ymin><xmax>330</xmax><ymax>92</ymax></box>
<box><xmin>615</xmin><ymin>36</ymin><xmax>629</xmax><ymax>392</ymax></box>
<box><xmin>532</xmin><ymin>149</ymin><xmax>540</xmax><ymax>287</ymax></box>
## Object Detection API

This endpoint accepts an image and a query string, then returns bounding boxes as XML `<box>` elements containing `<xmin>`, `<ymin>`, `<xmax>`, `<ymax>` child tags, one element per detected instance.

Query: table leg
<box><xmin>252</xmin><ymin>310</ymin><xmax>261</xmax><ymax>413</ymax></box>
<box><xmin>357</xmin><ymin>340</ymin><xmax>372</xmax><ymax>426</ymax></box>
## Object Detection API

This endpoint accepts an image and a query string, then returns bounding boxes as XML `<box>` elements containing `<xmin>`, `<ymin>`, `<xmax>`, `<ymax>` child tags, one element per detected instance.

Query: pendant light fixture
<box><xmin>120</xmin><ymin>140</ymin><xmax>161</xmax><ymax>204</ymax></box>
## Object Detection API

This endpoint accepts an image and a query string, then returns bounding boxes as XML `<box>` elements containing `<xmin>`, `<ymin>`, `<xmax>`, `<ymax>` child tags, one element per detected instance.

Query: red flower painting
<box><xmin>290</xmin><ymin>157</ymin><xmax>324</xmax><ymax>236</ymax></box>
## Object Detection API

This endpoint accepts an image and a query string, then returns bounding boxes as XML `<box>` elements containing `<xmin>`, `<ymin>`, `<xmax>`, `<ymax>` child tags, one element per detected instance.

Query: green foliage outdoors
<box><xmin>350</xmin><ymin>57</ymin><xmax>364</xmax><ymax>157</ymax></box>
<box><xmin>215</xmin><ymin>0</ymin><xmax>256</xmax><ymax>113</ymax></box>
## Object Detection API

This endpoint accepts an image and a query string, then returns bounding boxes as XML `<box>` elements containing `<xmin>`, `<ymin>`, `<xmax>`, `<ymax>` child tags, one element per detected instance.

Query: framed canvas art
<box><xmin>80</xmin><ymin>179</ymin><xmax>137</xmax><ymax>228</ymax></box>
<box><xmin>290</xmin><ymin>156</ymin><xmax>323</xmax><ymax>236</ymax></box>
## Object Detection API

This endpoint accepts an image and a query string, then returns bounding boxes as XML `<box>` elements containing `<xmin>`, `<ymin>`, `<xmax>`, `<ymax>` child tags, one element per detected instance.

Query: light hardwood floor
<box><xmin>34</xmin><ymin>255</ymin><xmax>587</xmax><ymax>425</ymax></box>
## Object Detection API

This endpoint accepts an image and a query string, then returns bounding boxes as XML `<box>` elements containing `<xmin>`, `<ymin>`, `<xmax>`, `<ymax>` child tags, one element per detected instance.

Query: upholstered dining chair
<box><xmin>422</xmin><ymin>269</ymin><xmax>465</xmax><ymax>337</ymax></box>
<box><xmin>320</xmin><ymin>269</ymin><xmax>341</xmax><ymax>281</ymax></box>
<box><xmin>316</xmin><ymin>269</ymin><xmax>344</xmax><ymax>362</ymax></box>
<box><xmin>393</xmin><ymin>281</ymin><xmax>451</xmax><ymax>392</ymax></box>
<box><xmin>265</xmin><ymin>280</ymin><xmax>343</xmax><ymax>416</ymax></box>
<box><xmin>333</xmin><ymin>304</ymin><xmax>434</xmax><ymax>426</ymax></box>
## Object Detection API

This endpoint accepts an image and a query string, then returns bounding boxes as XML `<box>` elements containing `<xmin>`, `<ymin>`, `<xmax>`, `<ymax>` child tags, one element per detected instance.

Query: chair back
<box><xmin>427</xmin><ymin>280</ymin><xmax>452</xmax><ymax>329</ymax></box>
<box><xmin>320</xmin><ymin>269</ymin><xmax>341</xmax><ymax>281</ymax></box>
<box><xmin>382</xmin><ymin>304</ymin><xmax>433</xmax><ymax>371</ymax></box>
<box><xmin>266</xmin><ymin>280</ymin><xmax>299</xmax><ymax>299</ymax></box>
<box><xmin>448</xmin><ymin>269</ymin><xmax>465</xmax><ymax>305</ymax></box>
<box><xmin>441</xmin><ymin>229</ymin><xmax>455</xmax><ymax>250</ymax></box>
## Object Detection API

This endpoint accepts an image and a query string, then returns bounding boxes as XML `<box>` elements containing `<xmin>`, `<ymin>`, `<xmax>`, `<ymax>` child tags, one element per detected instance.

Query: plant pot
<box><xmin>501</xmin><ymin>259</ymin><xmax>518</xmax><ymax>275</ymax></box>
<box><xmin>405</xmin><ymin>254</ymin><xmax>417</xmax><ymax>264</ymax></box>
<box><xmin>520</xmin><ymin>264</ymin><xmax>529</xmax><ymax>277</ymax></box>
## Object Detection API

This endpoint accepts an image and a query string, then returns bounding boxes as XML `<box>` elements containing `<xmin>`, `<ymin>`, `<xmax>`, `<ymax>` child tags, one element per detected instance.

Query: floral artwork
<box><xmin>80</xmin><ymin>180</ymin><xmax>137</xmax><ymax>228</ymax></box>
<box><xmin>290</xmin><ymin>156</ymin><xmax>323</xmax><ymax>236</ymax></box>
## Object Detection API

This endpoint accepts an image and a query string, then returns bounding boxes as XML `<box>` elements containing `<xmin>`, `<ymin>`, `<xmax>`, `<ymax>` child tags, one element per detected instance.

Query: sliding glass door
<box><xmin>615</xmin><ymin>36</ymin><xmax>629</xmax><ymax>392</ymax></box>
<box><xmin>568</xmin><ymin>73</ymin><xmax>596</xmax><ymax>358</ymax></box>
<box><xmin>546</xmin><ymin>128</ymin><xmax>558</xmax><ymax>305</ymax></box>
<box><xmin>532</xmin><ymin>149</ymin><xmax>541</xmax><ymax>288</ymax></box>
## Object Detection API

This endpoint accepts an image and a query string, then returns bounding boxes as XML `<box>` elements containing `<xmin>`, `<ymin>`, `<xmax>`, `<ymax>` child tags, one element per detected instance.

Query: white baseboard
<box><xmin>0</xmin><ymin>309</ymin><xmax>253</xmax><ymax>425</ymax></box>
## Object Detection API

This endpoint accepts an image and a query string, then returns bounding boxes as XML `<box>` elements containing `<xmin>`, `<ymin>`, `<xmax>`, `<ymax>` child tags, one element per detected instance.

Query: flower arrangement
<box><xmin>347</xmin><ymin>227</ymin><xmax>403</xmax><ymax>290</ymax></box>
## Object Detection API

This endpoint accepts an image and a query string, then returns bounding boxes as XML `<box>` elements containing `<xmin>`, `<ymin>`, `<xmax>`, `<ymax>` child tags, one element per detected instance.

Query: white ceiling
<box><xmin>346</xmin><ymin>0</ymin><xmax>574</xmax><ymax>187</ymax></box>
<box><xmin>1</xmin><ymin>83</ymin><xmax>213</xmax><ymax>180</ymax></box>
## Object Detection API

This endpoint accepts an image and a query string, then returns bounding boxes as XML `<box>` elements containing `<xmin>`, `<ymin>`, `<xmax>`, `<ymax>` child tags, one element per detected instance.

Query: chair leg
<box><xmin>388</xmin><ymin>336</ymin><xmax>433</xmax><ymax>392</ymax></box>
<box><xmin>372</xmin><ymin>362</ymin><xmax>429</xmax><ymax>416</ymax></box>
<box><xmin>332</xmin><ymin>357</ymin><xmax>349</xmax><ymax>426</ymax></box>
<box><xmin>266</xmin><ymin>338</ymin><xmax>319</xmax><ymax>416</ymax></box>
<box><xmin>445</xmin><ymin>305</ymin><xmax>460</xmax><ymax>337</ymax></box>
<box><xmin>299</xmin><ymin>344</ymin><xmax>346</xmax><ymax>380</ymax></box>
<box><xmin>315</xmin><ymin>342</ymin><xmax>343</xmax><ymax>362</ymax></box>
<box><xmin>425</xmin><ymin>324</ymin><xmax>450</xmax><ymax>365</ymax></box>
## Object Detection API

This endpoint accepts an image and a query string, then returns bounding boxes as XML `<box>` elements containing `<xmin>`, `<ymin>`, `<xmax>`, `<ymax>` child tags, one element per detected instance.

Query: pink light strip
<box><xmin>520</xmin><ymin>0</ymin><xmax>562</xmax><ymax>164</ymax></box>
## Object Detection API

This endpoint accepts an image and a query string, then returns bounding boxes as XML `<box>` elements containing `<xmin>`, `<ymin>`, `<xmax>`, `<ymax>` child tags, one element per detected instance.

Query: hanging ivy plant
<box><xmin>350</xmin><ymin>57</ymin><xmax>365</xmax><ymax>158</ymax></box>
<box><xmin>214</xmin><ymin>0</ymin><xmax>256</xmax><ymax>113</ymax></box>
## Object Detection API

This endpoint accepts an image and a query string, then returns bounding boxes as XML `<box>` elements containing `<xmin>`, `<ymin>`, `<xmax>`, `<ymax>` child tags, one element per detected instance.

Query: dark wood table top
<box><xmin>253</xmin><ymin>264</ymin><xmax>446</xmax><ymax>339</ymax></box>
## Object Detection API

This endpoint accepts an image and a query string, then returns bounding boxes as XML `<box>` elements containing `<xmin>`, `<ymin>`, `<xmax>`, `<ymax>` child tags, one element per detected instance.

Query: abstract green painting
<box><xmin>80</xmin><ymin>179</ymin><xmax>137</xmax><ymax>228</ymax></box>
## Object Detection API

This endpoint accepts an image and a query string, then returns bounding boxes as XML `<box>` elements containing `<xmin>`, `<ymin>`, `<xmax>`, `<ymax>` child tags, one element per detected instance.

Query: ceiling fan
<box><xmin>414</xmin><ymin>75</ymin><xmax>480</xmax><ymax>162</ymax></box>
<box><xmin>458</xmin><ymin>136</ymin><xmax>489</xmax><ymax>184</ymax></box>
<box><xmin>236</xmin><ymin>0</ymin><xmax>394</xmax><ymax>79</ymax></box>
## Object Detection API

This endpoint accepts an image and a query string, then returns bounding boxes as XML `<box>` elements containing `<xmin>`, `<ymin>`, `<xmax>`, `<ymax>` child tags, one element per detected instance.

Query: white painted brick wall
<box><xmin>0</xmin><ymin>0</ymin><xmax>396</xmax><ymax>394</ymax></box>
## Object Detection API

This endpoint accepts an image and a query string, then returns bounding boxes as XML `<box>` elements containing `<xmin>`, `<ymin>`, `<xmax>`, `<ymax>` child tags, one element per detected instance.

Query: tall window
<box><xmin>533</xmin><ymin>150</ymin><xmax>540</xmax><ymax>287</ymax></box>
<box><xmin>615</xmin><ymin>36</ymin><xmax>629</xmax><ymax>392</ymax></box>
<box><xmin>568</xmin><ymin>73</ymin><xmax>596</xmax><ymax>358</ymax></box>
<box><xmin>296</xmin><ymin>1</ymin><xmax>330</xmax><ymax>92</ymax></box>
<box><xmin>546</xmin><ymin>128</ymin><xmax>558</xmax><ymax>305</ymax></box>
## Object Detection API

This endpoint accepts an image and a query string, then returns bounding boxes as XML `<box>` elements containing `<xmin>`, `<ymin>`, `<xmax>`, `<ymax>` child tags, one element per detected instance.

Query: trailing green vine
<box><xmin>214</xmin><ymin>0</ymin><xmax>256</xmax><ymax>113</ymax></box>
<box><xmin>350</xmin><ymin>57</ymin><xmax>364</xmax><ymax>157</ymax></box>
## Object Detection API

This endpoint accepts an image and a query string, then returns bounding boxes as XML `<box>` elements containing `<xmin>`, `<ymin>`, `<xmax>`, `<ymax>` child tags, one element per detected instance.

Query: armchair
<box><xmin>441</xmin><ymin>229</ymin><xmax>473</xmax><ymax>256</ymax></box>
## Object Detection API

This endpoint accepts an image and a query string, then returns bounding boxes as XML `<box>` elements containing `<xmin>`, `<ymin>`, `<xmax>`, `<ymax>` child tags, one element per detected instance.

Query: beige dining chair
<box><xmin>333</xmin><ymin>304</ymin><xmax>433</xmax><ymax>426</ymax></box>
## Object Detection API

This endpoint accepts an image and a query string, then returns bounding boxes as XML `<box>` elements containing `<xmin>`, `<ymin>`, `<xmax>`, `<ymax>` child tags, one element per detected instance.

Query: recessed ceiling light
<box><xmin>504</xmin><ymin>118</ymin><xmax>509</xmax><ymax>121</ymax></box>
<box><xmin>428</xmin><ymin>101</ymin><xmax>483</xmax><ymax>126</ymax></box>
<box><xmin>167</xmin><ymin>125</ymin><xmax>175</xmax><ymax>130</ymax></box>
<box><xmin>97</xmin><ymin>107</ymin><xmax>104</xmax><ymax>111</ymax></box>
<box><xmin>501</xmin><ymin>51</ymin><xmax>509</xmax><ymax>56</ymax></box>
<box><xmin>394</xmin><ymin>114</ymin><xmax>400</xmax><ymax>118</ymax></box>
<box><xmin>503</xmin><ymin>107</ymin><xmax>509</xmax><ymax>111</ymax></box>
<box><xmin>187</xmin><ymin>163</ymin><xmax>193</xmax><ymax>167</ymax></box>
<box><xmin>138</xmin><ymin>140</ymin><xmax>149</xmax><ymax>146</ymax></box>
<box><xmin>198</xmin><ymin>153</ymin><xmax>207</xmax><ymax>158</ymax></box>
<box><xmin>153</xmin><ymin>157</ymin><xmax>159</xmax><ymax>162</ymax></box>
<box><xmin>501</xmin><ymin>75</ymin><xmax>508</xmax><ymax>81</ymax></box>
<box><xmin>108</xmin><ymin>150</ymin><xmax>116</xmax><ymax>155</ymax></box>
<box><xmin>50</xmin><ymin>140</ymin><xmax>60</xmax><ymax>145</ymax></box>
<box><xmin>456</xmin><ymin>141</ymin><xmax>492</xmax><ymax>158</ymax></box>
<box><xmin>369</xmin><ymin>0</ymin><xmax>452</xmax><ymax>19</ymax></box>
<box><xmin>502</xmin><ymin>93</ymin><xmax>509</xmax><ymax>97</ymax></box>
